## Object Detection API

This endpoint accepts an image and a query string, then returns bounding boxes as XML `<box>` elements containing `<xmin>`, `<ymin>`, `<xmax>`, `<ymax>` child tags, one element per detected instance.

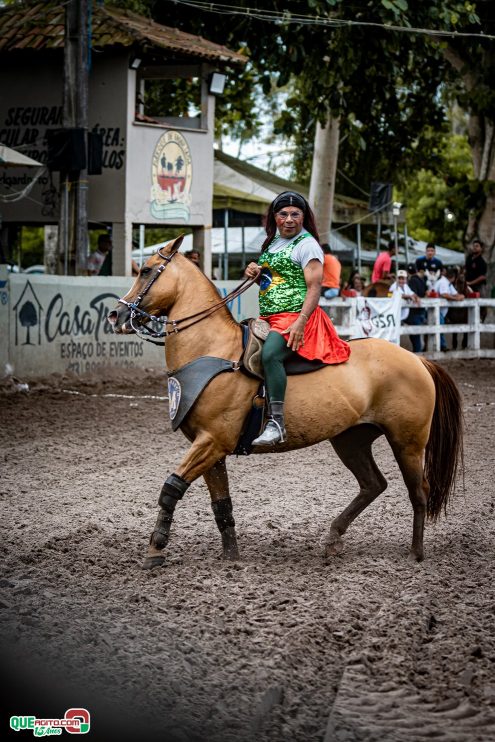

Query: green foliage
<box><xmin>398</xmin><ymin>131</ymin><xmax>475</xmax><ymax>250</ymax></box>
<box><xmin>19</xmin><ymin>227</ymin><xmax>43</xmax><ymax>267</ymax></box>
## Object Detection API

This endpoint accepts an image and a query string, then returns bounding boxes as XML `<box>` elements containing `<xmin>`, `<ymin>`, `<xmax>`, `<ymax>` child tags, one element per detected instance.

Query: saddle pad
<box><xmin>168</xmin><ymin>356</ymin><xmax>237</xmax><ymax>430</ymax></box>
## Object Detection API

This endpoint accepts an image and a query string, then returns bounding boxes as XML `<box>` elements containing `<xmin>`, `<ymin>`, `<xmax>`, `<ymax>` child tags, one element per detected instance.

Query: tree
<box><xmin>117</xmin><ymin>0</ymin><xmax>493</xmax><ymax>279</ymax></box>
<box><xmin>19</xmin><ymin>301</ymin><xmax>38</xmax><ymax>345</ymax></box>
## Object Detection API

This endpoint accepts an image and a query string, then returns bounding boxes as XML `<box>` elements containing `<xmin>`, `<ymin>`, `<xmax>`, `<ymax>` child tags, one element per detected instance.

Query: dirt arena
<box><xmin>1</xmin><ymin>359</ymin><xmax>494</xmax><ymax>742</ymax></box>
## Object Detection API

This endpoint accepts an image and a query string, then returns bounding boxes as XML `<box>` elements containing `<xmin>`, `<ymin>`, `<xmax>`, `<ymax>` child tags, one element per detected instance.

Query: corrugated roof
<box><xmin>213</xmin><ymin>150</ymin><xmax>371</xmax><ymax>221</ymax></box>
<box><xmin>0</xmin><ymin>1</ymin><xmax>247</xmax><ymax>65</ymax></box>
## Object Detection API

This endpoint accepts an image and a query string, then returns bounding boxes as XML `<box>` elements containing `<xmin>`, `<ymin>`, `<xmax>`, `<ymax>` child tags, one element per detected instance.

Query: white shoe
<box><xmin>252</xmin><ymin>419</ymin><xmax>287</xmax><ymax>446</ymax></box>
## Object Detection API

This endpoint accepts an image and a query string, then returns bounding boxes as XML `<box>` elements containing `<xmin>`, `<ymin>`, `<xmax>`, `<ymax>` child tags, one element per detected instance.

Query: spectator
<box><xmin>448</xmin><ymin>267</ymin><xmax>472</xmax><ymax>351</ymax></box>
<box><xmin>389</xmin><ymin>268</ymin><xmax>420</xmax><ymax>321</ymax></box>
<box><xmin>185</xmin><ymin>249</ymin><xmax>201</xmax><ymax>268</ymax></box>
<box><xmin>350</xmin><ymin>273</ymin><xmax>365</xmax><ymax>296</ymax></box>
<box><xmin>434</xmin><ymin>267</ymin><xmax>465</xmax><ymax>351</ymax></box>
<box><xmin>403</xmin><ymin>263</ymin><xmax>427</xmax><ymax>353</ymax></box>
<box><xmin>371</xmin><ymin>240</ymin><xmax>396</xmax><ymax>284</ymax></box>
<box><xmin>88</xmin><ymin>233</ymin><xmax>112</xmax><ymax>276</ymax></box>
<box><xmin>320</xmin><ymin>243</ymin><xmax>342</xmax><ymax>298</ymax></box>
<box><xmin>465</xmin><ymin>238</ymin><xmax>487</xmax><ymax>322</ymax></box>
<box><xmin>416</xmin><ymin>242</ymin><xmax>443</xmax><ymax>290</ymax></box>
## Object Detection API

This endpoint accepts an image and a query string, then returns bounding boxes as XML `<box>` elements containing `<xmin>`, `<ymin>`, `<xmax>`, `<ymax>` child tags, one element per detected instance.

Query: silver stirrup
<box><xmin>252</xmin><ymin>419</ymin><xmax>287</xmax><ymax>446</ymax></box>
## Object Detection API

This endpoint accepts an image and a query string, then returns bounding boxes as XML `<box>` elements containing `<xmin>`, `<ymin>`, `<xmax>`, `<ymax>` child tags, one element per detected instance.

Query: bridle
<box><xmin>117</xmin><ymin>246</ymin><xmax>257</xmax><ymax>346</ymax></box>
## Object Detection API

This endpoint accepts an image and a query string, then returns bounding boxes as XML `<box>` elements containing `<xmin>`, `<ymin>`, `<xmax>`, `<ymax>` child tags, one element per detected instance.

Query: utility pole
<box><xmin>58</xmin><ymin>0</ymin><xmax>88</xmax><ymax>275</ymax></box>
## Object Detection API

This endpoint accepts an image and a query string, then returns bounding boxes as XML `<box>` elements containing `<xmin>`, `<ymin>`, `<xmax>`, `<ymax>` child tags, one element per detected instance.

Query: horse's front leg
<box><xmin>143</xmin><ymin>433</ymin><xmax>229</xmax><ymax>570</ymax></box>
<box><xmin>203</xmin><ymin>458</ymin><xmax>239</xmax><ymax>561</ymax></box>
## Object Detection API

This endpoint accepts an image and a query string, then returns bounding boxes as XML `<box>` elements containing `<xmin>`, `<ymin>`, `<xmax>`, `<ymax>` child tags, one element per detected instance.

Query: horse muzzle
<box><xmin>107</xmin><ymin>306</ymin><xmax>134</xmax><ymax>334</ymax></box>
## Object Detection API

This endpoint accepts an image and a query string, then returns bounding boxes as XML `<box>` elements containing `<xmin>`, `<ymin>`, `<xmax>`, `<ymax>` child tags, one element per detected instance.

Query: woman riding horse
<box><xmin>245</xmin><ymin>192</ymin><xmax>350</xmax><ymax>445</ymax></box>
<box><xmin>108</xmin><ymin>231</ymin><xmax>463</xmax><ymax>570</ymax></box>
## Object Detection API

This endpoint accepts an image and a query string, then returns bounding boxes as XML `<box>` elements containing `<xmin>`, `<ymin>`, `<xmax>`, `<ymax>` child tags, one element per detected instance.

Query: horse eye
<box><xmin>140</xmin><ymin>267</ymin><xmax>152</xmax><ymax>276</ymax></box>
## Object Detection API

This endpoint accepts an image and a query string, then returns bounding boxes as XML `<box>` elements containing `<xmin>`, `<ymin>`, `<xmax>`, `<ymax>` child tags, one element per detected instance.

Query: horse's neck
<box><xmin>165</xmin><ymin>273</ymin><xmax>242</xmax><ymax>371</ymax></box>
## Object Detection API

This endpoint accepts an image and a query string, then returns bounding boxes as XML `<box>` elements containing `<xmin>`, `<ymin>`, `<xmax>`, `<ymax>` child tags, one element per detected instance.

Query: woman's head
<box><xmin>352</xmin><ymin>274</ymin><xmax>364</xmax><ymax>291</ymax></box>
<box><xmin>261</xmin><ymin>191</ymin><xmax>320</xmax><ymax>251</ymax></box>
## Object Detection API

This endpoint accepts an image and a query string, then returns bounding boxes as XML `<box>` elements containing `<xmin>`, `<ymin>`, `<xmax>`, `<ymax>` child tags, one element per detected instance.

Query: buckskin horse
<box><xmin>108</xmin><ymin>236</ymin><xmax>463</xmax><ymax>569</ymax></box>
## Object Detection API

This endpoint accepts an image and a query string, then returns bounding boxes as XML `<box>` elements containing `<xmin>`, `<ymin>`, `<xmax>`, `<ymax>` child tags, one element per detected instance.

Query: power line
<box><xmin>168</xmin><ymin>0</ymin><xmax>495</xmax><ymax>40</ymax></box>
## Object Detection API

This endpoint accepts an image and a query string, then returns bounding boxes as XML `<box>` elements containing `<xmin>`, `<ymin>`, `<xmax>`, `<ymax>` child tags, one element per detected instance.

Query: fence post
<box><xmin>467</xmin><ymin>301</ymin><xmax>480</xmax><ymax>350</ymax></box>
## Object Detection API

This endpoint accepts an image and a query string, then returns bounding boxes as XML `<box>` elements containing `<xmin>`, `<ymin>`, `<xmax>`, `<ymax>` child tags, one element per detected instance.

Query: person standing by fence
<box><xmin>404</xmin><ymin>263</ymin><xmax>427</xmax><ymax>353</ymax></box>
<box><xmin>321</xmin><ymin>243</ymin><xmax>342</xmax><ymax>299</ymax></box>
<box><xmin>371</xmin><ymin>240</ymin><xmax>396</xmax><ymax>284</ymax></box>
<box><xmin>435</xmin><ymin>267</ymin><xmax>465</xmax><ymax>351</ymax></box>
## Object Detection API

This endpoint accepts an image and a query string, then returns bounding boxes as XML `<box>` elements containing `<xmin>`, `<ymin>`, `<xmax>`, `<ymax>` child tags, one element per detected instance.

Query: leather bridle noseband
<box><xmin>117</xmin><ymin>246</ymin><xmax>256</xmax><ymax>346</ymax></box>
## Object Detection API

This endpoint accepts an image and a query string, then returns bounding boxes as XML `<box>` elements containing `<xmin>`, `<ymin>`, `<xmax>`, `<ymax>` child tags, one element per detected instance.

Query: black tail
<box><xmin>421</xmin><ymin>360</ymin><xmax>464</xmax><ymax>521</ymax></box>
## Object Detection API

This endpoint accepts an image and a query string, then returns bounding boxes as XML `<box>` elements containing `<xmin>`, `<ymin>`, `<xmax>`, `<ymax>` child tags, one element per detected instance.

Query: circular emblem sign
<box><xmin>151</xmin><ymin>131</ymin><xmax>192</xmax><ymax>222</ymax></box>
<box><xmin>167</xmin><ymin>376</ymin><xmax>182</xmax><ymax>421</ymax></box>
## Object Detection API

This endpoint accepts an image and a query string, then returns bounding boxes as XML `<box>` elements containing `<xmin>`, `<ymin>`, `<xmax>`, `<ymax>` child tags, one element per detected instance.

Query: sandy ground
<box><xmin>1</xmin><ymin>359</ymin><xmax>494</xmax><ymax>742</ymax></box>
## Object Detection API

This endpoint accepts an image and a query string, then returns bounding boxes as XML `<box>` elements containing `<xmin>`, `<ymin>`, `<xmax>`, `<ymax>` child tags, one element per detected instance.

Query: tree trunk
<box><xmin>44</xmin><ymin>225</ymin><xmax>58</xmax><ymax>275</ymax></box>
<box><xmin>309</xmin><ymin>116</ymin><xmax>340</xmax><ymax>245</ymax></box>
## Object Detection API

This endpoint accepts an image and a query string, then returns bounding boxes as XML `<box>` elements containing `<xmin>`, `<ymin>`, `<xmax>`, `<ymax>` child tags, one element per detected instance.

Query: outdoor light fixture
<box><xmin>392</xmin><ymin>201</ymin><xmax>402</xmax><ymax>217</ymax></box>
<box><xmin>444</xmin><ymin>208</ymin><xmax>456</xmax><ymax>223</ymax></box>
<box><xmin>130</xmin><ymin>55</ymin><xmax>142</xmax><ymax>70</ymax></box>
<box><xmin>209</xmin><ymin>72</ymin><xmax>226</xmax><ymax>95</ymax></box>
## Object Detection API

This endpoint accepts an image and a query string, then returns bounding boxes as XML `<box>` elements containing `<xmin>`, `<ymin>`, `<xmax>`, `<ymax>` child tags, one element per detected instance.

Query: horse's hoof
<box><xmin>408</xmin><ymin>550</ymin><xmax>424</xmax><ymax>563</ymax></box>
<box><xmin>142</xmin><ymin>555</ymin><xmax>166</xmax><ymax>570</ymax></box>
<box><xmin>222</xmin><ymin>546</ymin><xmax>240</xmax><ymax>561</ymax></box>
<box><xmin>325</xmin><ymin>539</ymin><xmax>344</xmax><ymax>558</ymax></box>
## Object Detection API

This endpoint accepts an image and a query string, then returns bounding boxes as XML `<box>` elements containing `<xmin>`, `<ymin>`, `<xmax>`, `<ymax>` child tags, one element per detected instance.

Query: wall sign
<box><xmin>150</xmin><ymin>130</ymin><xmax>192</xmax><ymax>221</ymax></box>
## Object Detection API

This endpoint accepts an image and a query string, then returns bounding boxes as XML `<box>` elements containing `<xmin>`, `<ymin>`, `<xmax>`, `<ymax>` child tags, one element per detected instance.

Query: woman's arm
<box><xmin>283</xmin><ymin>259</ymin><xmax>323</xmax><ymax>351</ymax></box>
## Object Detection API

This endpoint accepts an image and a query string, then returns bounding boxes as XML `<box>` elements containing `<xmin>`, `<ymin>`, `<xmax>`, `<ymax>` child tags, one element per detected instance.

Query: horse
<box><xmin>361</xmin><ymin>279</ymin><xmax>393</xmax><ymax>298</ymax></box>
<box><xmin>108</xmin><ymin>236</ymin><xmax>464</xmax><ymax>570</ymax></box>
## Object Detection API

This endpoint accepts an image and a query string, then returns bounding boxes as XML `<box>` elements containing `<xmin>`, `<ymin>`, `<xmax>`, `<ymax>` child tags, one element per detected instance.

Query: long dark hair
<box><xmin>260</xmin><ymin>193</ymin><xmax>321</xmax><ymax>252</ymax></box>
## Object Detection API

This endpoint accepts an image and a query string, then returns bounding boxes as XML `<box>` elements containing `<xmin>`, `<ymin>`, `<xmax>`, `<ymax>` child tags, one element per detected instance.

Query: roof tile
<box><xmin>0</xmin><ymin>1</ymin><xmax>246</xmax><ymax>64</ymax></box>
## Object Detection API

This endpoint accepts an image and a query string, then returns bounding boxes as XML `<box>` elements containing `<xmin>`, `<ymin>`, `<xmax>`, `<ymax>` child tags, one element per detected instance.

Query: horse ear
<box><xmin>159</xmin><ymin>234</ymin><xmax>185</xmax><ymax>255</ymax></box>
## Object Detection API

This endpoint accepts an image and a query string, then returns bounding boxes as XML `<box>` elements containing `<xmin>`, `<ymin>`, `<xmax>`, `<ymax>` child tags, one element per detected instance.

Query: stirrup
<box><xmin>252</xmin><ymin>418</ymin><xmax>287</xmax><ymax>446</ymax></box>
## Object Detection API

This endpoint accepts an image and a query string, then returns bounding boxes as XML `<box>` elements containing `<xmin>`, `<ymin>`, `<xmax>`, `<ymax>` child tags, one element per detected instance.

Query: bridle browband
<box><xmin>117</xmin><ymin>246</ymin><xmax>257</xmax><ymax>345</ymax></box>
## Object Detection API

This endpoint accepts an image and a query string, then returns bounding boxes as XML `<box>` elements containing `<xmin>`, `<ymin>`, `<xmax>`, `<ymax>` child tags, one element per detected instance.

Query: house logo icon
<box><xmin>13</xmin><ymin>280</ymin><xmax>43</xmax><ymax>346</ymax></box>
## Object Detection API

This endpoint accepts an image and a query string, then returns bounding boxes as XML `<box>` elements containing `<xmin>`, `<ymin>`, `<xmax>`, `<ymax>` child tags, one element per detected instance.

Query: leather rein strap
<box><xmin>117</xmin><ymin>246</ymin><xmax>258</xmax><ymax>345</ymax></box>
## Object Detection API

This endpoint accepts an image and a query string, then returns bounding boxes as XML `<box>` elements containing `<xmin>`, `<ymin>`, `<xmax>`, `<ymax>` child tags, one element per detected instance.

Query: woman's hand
<box><xmin>282</xmin><ymin>315</ymin><xmax>307</xmax><ymax>351</ymax></box>
<box><xmin>244</xmin><ymin>262</ymin><xmax>261</xmax><ymax>280</ymax></box>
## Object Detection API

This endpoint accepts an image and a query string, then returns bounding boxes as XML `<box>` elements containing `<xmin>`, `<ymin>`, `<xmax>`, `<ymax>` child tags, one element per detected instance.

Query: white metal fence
<box><xmin>321</xmin><ymin>297</ymin><xmax>495</xmax><ymax>360</ymax></box>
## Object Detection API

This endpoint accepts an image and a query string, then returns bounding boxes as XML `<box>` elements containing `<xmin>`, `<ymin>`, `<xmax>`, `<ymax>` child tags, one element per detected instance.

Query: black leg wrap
<box><xmin>151</xmin><ymin>474</ymin><xmax>190</xmax><ymax>550</ymax></box>
<box><xmin>158</xmin><ymin>473</ymin><xmax>190</xmax><ymax>508</ymax></box>
<box><xmin>211</xmin><ymin>497</ymin><xmax>235</xmax><ymax>533</ymax></box>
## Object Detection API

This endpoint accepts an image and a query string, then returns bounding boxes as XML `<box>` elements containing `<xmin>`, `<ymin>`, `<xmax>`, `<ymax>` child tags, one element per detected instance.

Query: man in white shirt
<box><xmin>434</xmin><ymin>268</ymin><xmax>465</xmax><ymax>351</ymax></box>
<box><xmin>389</xmin><ymin>269</ymin><xmax>419</xmax><ymax>322</ymax></box>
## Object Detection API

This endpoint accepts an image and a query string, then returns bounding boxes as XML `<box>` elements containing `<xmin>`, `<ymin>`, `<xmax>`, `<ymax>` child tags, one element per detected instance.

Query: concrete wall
<box><xmin>1</xmin><ymin>271</ymin><xmax>259</xmax><ymax>378</ymax></box>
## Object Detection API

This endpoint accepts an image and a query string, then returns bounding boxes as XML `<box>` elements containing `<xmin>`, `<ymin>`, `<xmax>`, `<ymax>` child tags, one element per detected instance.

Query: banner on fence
<box><xmin>350</xmin><ymin>293</ymin><xmax>402</xmax><ymax>343</ymax></box>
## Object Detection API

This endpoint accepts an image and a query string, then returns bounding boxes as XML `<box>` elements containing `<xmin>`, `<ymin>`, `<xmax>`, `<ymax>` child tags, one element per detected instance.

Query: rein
<box><xmin>118</xmin><ymin>246</ymin><xmax>257</xmax><ymax>345</ymax></box>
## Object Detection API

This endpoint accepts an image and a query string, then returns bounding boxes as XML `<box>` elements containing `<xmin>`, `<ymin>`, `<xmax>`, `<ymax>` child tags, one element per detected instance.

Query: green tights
<box><xmin>261</xmin><ymin>331</ymin><xmax>295</xmax><ymax>402</ymax></box>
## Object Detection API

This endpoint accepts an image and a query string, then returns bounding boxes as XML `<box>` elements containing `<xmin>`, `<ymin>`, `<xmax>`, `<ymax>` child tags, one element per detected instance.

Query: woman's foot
<box><xmin>252</xmin><ymin>419</ymin><xmax>286</xmax><ymax>445</ymax></box>
<box><xmin>252</xmin><ymin>401</ymin><xmax>286</xmax><ymax>445</ymax></box>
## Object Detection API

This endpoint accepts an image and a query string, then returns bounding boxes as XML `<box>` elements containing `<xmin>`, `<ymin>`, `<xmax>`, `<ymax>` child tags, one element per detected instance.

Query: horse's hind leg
<box><xmin>326</xmin><ymin>424</ymin><xmax>387</xmax><ymax>558</ymax></box>
<box><xmin>388</xmin><ymin>441</ymin><xmax>429</xmax><ymax>562</ymax></box>
<box><xmin>203</xmin><ymin>458</ymin><xmax>239</xmax><ymax>561</ymax></box>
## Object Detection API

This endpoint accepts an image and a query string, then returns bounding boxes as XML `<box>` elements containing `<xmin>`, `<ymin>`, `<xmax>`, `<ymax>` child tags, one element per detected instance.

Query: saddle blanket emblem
<box><xmin>168</xmin><ymin>377</ymin><xmax>181</xmax><ymax>420</ymax></box>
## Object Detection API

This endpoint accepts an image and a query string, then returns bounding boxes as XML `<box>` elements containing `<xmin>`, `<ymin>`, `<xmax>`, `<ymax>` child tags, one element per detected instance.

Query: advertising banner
<box><xmin>349</xmin><ymin>293</ymin><xmax>402</xmax><ymax>344</ymax></box>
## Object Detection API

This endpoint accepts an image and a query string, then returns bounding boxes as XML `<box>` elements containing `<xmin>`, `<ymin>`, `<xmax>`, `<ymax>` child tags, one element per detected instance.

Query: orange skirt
<box><xmin>262</xmin><ymin>307</ymin><xmax>351</xmax><ymax>365</ymax></box>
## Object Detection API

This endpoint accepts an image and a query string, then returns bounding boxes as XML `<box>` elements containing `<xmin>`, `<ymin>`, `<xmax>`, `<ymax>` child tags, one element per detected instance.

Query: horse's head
<box><xmin>107</xmin><ymin>235</ymin><xmax>184</xmax><ymax>334</ymax></box>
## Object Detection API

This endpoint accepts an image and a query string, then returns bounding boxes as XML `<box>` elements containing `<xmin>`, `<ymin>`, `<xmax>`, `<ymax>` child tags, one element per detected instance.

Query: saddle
<box><xmin>240</xmin><ymin>318</ymin><xmax>326</xmax><ymax>380</ymax></box>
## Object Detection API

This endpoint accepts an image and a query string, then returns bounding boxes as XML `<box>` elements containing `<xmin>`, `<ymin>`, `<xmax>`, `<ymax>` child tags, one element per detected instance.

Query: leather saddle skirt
<box><xmin>241</xmin><ymin>318</ymin><xmax>326</xmax><ymax>380</ymax></box>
